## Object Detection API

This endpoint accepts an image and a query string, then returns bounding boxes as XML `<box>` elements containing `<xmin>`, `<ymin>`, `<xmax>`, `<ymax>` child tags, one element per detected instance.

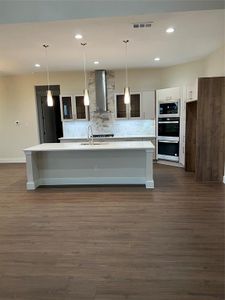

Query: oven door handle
<box><xmin>158</xmin><ymin>121</ymin><xmax>179</xmax><ymax>124</ymax></box>
<box><xmin>159</xmin><ymin>140</ymin><xmax>179</xmax><ymax>143</ymax></box>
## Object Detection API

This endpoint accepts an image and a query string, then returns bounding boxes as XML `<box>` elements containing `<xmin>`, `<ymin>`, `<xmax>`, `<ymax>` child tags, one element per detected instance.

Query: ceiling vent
<box><xmin>132</xmin><ymin>22</ymin><xmax>153</xmax><ymax>29</ymax></box>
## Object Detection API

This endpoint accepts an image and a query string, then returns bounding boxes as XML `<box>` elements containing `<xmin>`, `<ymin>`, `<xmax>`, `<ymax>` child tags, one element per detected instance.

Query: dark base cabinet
<box><xmin>195</xmin><ymin>77</ymin><xmax>225</xmax><ymax>182</ymax></box>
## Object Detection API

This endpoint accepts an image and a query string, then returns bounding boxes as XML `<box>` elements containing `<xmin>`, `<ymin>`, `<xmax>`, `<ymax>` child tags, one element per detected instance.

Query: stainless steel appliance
<box><xmin>158</xmin><ymin>117</ymin><xmax>180</xmax><ymax>138</ymax></box>
<box><xmin>157</xmin><ymin>138</ymin><xmax>179</xmax><ymax>162</ymax></box>
<box><xmin>157</xmin><ymin>114</ymin><xmax>180</xmax><ymax>162</ymax></box>
<box><xmin>158</xmin><ymin>100</ymin><xmax>179</xmax><ymax>118</ymax></box>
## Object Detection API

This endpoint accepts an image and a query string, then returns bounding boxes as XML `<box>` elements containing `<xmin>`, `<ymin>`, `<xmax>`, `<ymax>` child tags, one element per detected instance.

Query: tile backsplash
<box><xmin>63</xmin><ymin>119</ymin><xmax>155</xmax><ymax>137</ymax></box>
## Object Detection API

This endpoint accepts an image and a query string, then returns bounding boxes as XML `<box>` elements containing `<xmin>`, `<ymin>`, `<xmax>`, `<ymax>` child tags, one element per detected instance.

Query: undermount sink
<box><xmin>80</xmin><ymin>142</ymin><xmax>107</xmax><ymax>146</ymax></box>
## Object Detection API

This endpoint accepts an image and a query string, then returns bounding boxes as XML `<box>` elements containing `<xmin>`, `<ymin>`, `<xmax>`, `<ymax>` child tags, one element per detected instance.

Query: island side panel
<box><xmin>25</xmin><ymin>151</ymin><xmax>40</xmax><ymax>190</ymax></box>
<box><xmin>36</xmin><ymin>149</ymin><xmax>147</xmax><ymax>186</ymax></box>
<box><xmin>145</xmin><ymin>149</ymin><xmax>154</xmax><ymax>188</ymax></box>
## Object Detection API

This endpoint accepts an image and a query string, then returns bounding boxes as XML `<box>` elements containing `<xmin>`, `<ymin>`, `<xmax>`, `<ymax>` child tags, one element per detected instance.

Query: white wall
<box><xmin>160</xmin><ymin>45</ymin><xmax>225</xmax><ymax>88</ymax></box>
<box><xmin>204</xmin><ymin>45</ymin><xmax>225</xmax><ymax>77</ymax></box>
<box><xmin>115</xmin><ymin>68</ymin><xmax>161</xmax><ymax>92</ymax></box>
<box><xmin>0</xmin><ymin>45</ymin><xmax>224</xmax><ymax>162</ymax></box>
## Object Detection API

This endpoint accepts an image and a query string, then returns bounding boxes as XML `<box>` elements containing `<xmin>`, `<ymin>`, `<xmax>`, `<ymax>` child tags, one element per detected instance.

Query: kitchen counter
<box><xmin>24</xmin><ymin>141</ymin><xmax>154</xmax><ymax>152</ymax></box>
<box><xmin>59</xmin><ymin>135</ymin><xmax>155</xmax><ymax>142</ymax></box>
<box><xmin>24</xmin><ymin>141</ymin><xmax>155</xmax><ymax>190</ymax></box>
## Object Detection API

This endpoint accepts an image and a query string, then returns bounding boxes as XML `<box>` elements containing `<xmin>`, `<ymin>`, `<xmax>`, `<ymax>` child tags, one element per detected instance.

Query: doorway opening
<box><xmin>35</xmin><ymin>85</ymin><xmax>63</xmax><ymax>143</ymax></box>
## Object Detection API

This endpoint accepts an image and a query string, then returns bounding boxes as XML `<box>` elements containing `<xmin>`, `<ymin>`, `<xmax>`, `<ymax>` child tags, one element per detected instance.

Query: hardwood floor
<box><xmin>0</xmin><ymin>163</ymin><xmax>224</xmax><ymax>300</ymax></box>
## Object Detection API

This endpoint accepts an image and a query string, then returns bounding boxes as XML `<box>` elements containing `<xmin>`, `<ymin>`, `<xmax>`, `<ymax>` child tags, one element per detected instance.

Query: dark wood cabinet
<box><xmin>195</xmin><ymin>77</ymin><xmax>225</xmax><ymax>182</ymax></box>
<box><xmin>185</xmin><ymin>101</ymin><xmax>197</xmax><ymax>172</ymax></box>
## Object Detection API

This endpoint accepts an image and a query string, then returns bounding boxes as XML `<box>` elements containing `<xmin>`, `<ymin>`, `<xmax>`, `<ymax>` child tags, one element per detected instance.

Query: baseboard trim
<box><xmin>0</xmin><ymin>158</ymin><xmax>26</xmax><ymax>163</ymax></box>
<box><xmin>39</xmin><ymin>177</ymin><xmax>146</xmax><ymax>186</ymax></box>
<box><xmin>26</xmin><ymin>177</ymin><xmax>149</xmax><ymax>190</ymax></box>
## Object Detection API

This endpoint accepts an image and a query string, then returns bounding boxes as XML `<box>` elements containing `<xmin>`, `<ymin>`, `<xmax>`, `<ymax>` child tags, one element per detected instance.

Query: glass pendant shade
<box><xmin>124</xmin><ymin>87</ymin><xmax>130</xmax><ymax>104</ymax></box>
<box><xmin>47</xmin><ymin>90</ymin><xmax>53</xmax><ymax>107</ymax></box>
<box><xmin>43</xmin><ymin>44</ymin><xmax>54</xmax><ymax>107</ymax></box>
<box><xmin>123</xmin><ymin>40</ymin><xmax>130</xmax><ymax>104</ymax></box>
<box><xmin>84</xmin><ymin>89</ymin><xmax>90</xmax><ymax>106</ymax></box>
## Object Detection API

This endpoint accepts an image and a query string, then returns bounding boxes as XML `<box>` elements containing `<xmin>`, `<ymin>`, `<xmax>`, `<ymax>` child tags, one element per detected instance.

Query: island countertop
<box><xmin>24</xmin><ymin>141</ymin><xmax>155</xmax><ymax>152</ymax></box>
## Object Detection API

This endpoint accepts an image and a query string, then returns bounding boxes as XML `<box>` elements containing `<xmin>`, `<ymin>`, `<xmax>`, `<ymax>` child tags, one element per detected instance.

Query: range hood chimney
<box><xmin>95</xmin><ymin>70</ymin><xmax>108</xmax><ymax>113</ymax></box>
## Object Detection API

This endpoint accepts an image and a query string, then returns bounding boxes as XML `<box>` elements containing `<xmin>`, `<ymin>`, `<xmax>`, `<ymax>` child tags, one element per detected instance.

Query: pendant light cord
<box><xmin>123</xmin><ymin>40</ymin><xmax>129</xmax><ymax>87</ymax></box>
<box><xmin>43</xmin><ymin>44</ymin><xmax>50</xmax><ymax>90</ymax></box>
<box><xmin>81</xmin><ymin>43</ymin><xmax>87</xmax><ymax>89</ymax></box>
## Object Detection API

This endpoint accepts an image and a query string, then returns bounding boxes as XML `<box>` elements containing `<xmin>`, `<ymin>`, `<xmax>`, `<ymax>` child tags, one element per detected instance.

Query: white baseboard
<box><xmin>26</xmin><ymin>177</ymin><xmax>152</xmax><ymax>190</ymax></box>
<box><xmin>0</xmin><ymin>158</ymin><xmax>26</xmax><ymax>163</ymax></box>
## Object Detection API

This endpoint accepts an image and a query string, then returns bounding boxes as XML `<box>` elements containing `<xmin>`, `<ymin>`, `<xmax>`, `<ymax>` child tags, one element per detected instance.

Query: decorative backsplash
<box><xmin>63</xmin><ymin>70</ymin><xmax>155</xmax><ymax>138</ymax></box>
<box><xmin>63</xmin><ymin>119</ymin><xmax>155</xmax><ymax>137</ymax></box>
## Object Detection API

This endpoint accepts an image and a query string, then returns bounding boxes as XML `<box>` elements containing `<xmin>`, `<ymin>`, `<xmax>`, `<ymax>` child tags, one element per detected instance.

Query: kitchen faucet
<box><xmin>87</xmin><ymin>125</ymin><xmax>94</xmax><ymax>145</ymax></box>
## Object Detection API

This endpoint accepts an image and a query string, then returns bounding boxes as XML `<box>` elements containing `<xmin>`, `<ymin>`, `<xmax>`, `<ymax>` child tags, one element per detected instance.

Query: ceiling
<box><xmin>0</xmin><ymin>9</ymin><xmax>224</xmax><ymax>75</ymax></box>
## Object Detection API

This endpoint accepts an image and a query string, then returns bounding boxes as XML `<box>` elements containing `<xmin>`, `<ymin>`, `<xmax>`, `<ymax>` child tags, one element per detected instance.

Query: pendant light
<box><xmin>123</xmin><ymin>40</ymin><xmax>130</xmax><ymax>104</ymax></box>
<box><xmin>81</xmin><ymin>42</ymin><xmax>90</xmax><ymax>106</ymax></box>
<box><xmin>43</xmin><ymin>44</ymin><xmax>53</xmax><ymax>107</ymax></box>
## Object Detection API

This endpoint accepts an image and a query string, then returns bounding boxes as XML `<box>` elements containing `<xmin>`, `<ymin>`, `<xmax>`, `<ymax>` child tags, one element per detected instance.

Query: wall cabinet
<box><xmin>115</xmin><ymin>91</ymin><xmax>155</xmax><ymax>120</ymax></box>
<box><xmin>141</xmin><ymin>91</ymin><xmax>155</xmax><ymax>119</ymax></box>
<box><xmin>185</xmin><ymin>82</ymin><xmax>198</xmax><ymax>102</ymax></box>
<box><xmin>115</xmin><ymin>93</ymin><xmax>141</xmax><ymax>119</ymax></box>
<box><xmin>60</xmin><ymin>95</ymin><xmax>89</xmax><ymax>121</ymax></box>
<box><xmin>156</xmin><ymin>87</ymin><xmax>181</xmax><ymax>101</ymax></box>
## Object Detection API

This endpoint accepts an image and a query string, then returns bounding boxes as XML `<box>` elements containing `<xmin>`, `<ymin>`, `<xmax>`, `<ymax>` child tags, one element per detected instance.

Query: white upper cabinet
<box><xmin>115</xmin><ymin>91</ymin><xmax>155</xmax><ymax>120</ymax></box>
<box><xmin>141</xmin><ymin>91</ymin><xmax>155</xmax><ymax>120</ymax></box>
<box><xmin>156</xmin><ymin>87</ymin><xmax>181</xmax><ymax>101</ymax></box>
<box><xmin>60</xmin><ymin>95</ymin><xmax>89</xmax><ymax>121</ymax></box>
<box><xmin>115</xmin><ymin>93</ymin><xmax>141</xmax><ymax>119</ymax></box>
<box><xmin>185</xmin><ymin>81</ymin><xmax>198</xmax><ymax>101</ymax></box>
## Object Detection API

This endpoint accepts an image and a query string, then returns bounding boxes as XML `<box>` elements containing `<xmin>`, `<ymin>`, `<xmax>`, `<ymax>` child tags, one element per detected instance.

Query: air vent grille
<box><xmin>132</xmin><ymin>22</ymin><xmax>153</xmax><ymax>29</ymax></box>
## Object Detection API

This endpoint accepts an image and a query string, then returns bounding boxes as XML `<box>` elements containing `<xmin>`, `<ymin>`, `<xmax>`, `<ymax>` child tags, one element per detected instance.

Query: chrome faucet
<box><xmin>87</xmin><ymin>125</ymin><xmax>94</xmax><ymax>145</ymax></box>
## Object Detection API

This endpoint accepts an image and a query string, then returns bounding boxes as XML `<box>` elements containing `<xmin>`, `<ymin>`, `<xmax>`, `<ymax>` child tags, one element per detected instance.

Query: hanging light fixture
<box><xmin>81</xmin><ymin>42</ymin><xmax>90</xmax><ymax>106</ymax></box>
<box><xmin>43</xmin><ymin>44</ymin><xmax>53</xmax><ymax>107</ymax></box>
<box><xmin>123</xmin><ymin>40</ymin><xmax>130</xmax><ymax>104</ymax></box>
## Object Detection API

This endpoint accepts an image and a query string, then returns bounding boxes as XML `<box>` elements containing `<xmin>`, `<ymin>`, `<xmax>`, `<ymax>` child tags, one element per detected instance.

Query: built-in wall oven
<box><xmin>157</xmin><ymin>138</ymin><xmax>179</xmax><ymax>162</ymax></box>
<box><xmin>158</xmin><ymin>117</ymin><xmax>180</xmax><ymax>137</ymax></box>
<box><xmin>157</xmin><ymin>117</ymin><xmax>180</xmax><ymax>162</ymax></box>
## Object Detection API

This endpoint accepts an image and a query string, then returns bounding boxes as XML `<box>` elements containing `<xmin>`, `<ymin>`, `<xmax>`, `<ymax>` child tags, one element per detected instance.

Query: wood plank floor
<box><xmin>0</xmin><ymin>163</ymin><xmax>224</xmax><ymax>300</ymax></box>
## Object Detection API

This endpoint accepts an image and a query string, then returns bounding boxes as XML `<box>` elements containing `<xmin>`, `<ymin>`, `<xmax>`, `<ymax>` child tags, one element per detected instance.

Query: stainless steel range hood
<box><xmin>95</xmin><ymin>70</ymin><xmax>108</xmax><ymax>113</ymax></box>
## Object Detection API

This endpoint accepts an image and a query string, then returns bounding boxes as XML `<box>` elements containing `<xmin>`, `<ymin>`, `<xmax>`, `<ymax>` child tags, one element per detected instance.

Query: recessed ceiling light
<box><xmin>35</xmin><ymin>64</ymin><xmax>40</xmax><ymax>67</ymax></box>
<box><xmin>75</xmin><ymin>34</ymin><xmax>83</xmax><ymax>39</ymax></box>
<box><xmin>94</xmin><ymin>61</ymin><xmax>99</xmax><ymax>65</ymax></box>
<box><xmin>166</xmin><ymin>27</ymin><xmax>175</xmax><ymax>33</ymax></box>
<box><xmin>154</xmin><ymin>57</ymin><xmax>160</xmax><ymax>61</ymax></box>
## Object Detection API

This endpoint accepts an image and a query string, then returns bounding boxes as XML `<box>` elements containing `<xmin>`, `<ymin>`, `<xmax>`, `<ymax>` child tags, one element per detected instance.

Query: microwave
<box><xmin>158</xmin><ymin>100</ymin><xmax>180</xmax><ymax>117</ymax></box>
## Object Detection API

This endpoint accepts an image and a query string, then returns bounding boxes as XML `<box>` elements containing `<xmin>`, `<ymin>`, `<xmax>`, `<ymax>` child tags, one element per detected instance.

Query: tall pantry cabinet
<box><xmin>195</xmin><ymin>77</ymin><xmax>225</xmax><ymax>182</ymax></box>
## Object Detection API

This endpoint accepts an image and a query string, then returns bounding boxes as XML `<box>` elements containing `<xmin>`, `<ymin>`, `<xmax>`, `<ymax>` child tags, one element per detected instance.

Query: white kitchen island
<box><xmin>24</xmin><ymin>141</ymin><xmax>155</xmax><ymax>190</ymax></box>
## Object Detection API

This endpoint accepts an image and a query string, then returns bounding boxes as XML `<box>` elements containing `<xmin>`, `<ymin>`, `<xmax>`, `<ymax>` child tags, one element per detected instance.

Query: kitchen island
<box><xmin>24</xmin><ymin>141</ymin><xmax>154</xmax><ymax>190</ymax></box>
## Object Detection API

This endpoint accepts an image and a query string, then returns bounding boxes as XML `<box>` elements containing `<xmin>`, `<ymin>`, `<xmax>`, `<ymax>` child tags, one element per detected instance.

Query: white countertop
<box><xmin>59</xmin><ymin>135</ymin><xmax>156</xmax><ymax>140</ymax></box>
<box><xmin>24</xmin><ymin>141</ymin><xmax>155</xmax><ymax>152</ymax></box>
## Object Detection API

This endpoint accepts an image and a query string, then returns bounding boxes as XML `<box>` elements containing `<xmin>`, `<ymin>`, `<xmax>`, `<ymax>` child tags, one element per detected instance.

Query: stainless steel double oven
<box><xmin>157</xmin><ymin>100</ymin><xmax>180</xmax><ymax>162</ymax></box>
